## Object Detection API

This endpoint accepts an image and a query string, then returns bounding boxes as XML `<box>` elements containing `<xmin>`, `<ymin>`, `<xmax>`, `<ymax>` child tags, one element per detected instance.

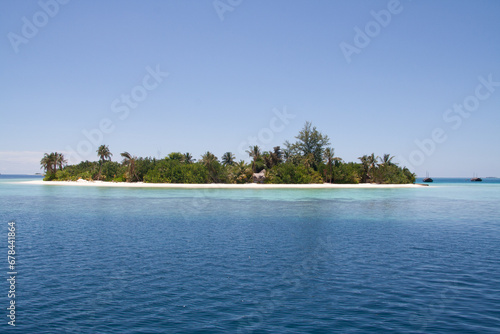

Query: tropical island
<box><xmin>39</xmin><ymin>122</ymin><xmax>416</xmax><ymax>185</ymax></box>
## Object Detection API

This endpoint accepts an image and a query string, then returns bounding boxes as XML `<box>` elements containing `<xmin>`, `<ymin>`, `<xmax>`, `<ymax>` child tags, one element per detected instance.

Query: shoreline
<box><xmin>18</xmin><ymin>180</ymin><xmax>428</xmax><ymax>189</ymax></box>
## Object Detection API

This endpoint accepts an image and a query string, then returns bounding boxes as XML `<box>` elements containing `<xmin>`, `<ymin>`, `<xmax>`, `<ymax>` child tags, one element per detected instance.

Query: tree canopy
<box><xmin>285</xmin><ymin>121</ymin><xmax>330</xmax><ymax>169</ymax></box>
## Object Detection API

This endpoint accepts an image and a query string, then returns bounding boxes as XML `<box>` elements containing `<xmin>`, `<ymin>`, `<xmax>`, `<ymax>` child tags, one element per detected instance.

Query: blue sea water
<box><xmin>1</xmin><ymin>175</ymin><xmax>499</xmax><ymax>333</ymax></box>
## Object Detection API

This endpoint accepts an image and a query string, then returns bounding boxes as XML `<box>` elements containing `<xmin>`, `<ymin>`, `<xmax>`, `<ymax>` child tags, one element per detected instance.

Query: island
<box><xmin>39</xmin><ymin>122</ymin><xmax>417</xmax><ymax>186</ymax></box>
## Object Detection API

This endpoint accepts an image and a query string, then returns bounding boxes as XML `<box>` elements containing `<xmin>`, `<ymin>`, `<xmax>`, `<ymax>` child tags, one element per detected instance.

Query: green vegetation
<box><xmin>40</xmin><ymin>152</ymin><xmax>67</xmax><ymax>181</ymax></box>
<box><xmin>97</xmin><ymin>144</ymin><xmax>112</xmax><ymax>180</ymax></box>
<box><xmin>40</xmin><ymin>122</ymin><xmax>416</xmax><ymax>184</ymax></box>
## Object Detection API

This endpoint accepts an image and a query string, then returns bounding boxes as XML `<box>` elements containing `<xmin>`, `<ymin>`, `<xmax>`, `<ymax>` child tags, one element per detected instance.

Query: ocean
<box><xmin>1</xmin><ymin>175</ymin><xmax>499</xmax><ymax>333</ymax></box>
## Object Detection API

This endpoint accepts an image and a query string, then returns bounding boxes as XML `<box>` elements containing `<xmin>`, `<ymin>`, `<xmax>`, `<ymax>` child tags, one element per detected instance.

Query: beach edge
<box><xmin>17</xmin><ymin>180</ymin><xmax>428</xmax><ymax>189</ymax></box>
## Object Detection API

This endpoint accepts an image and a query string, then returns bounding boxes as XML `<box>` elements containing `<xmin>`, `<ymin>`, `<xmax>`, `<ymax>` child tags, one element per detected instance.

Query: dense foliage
<box><xmin>41</xmin><ymin>122</ymin><xmax>416</xmax><ymax>184</ymax></box>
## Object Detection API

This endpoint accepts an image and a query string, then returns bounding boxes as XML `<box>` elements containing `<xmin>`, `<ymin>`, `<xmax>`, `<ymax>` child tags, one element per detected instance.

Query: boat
<box><xmin>471</xmin><ymin>173</ymin><xmax>482</xmax><ymax>182</ymax></box>
<box><xmin>423</xmin><ymin>172</ymin><xmax>433</xmax><ymax>183</ymax></box>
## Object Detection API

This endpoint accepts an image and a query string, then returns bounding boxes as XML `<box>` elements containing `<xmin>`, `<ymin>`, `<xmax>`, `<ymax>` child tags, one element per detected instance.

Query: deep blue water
<box><xmin>1</xmin><ymin>175</ymin><xmax>499</xmax><ymax>333</ymax></box>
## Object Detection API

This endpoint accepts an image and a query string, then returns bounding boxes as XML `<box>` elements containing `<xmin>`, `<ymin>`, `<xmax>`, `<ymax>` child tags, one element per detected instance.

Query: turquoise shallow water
<box><xmin>1</xmin><ymin>175</ymin><xmax>499</xmax><ymax>333</ymax></box>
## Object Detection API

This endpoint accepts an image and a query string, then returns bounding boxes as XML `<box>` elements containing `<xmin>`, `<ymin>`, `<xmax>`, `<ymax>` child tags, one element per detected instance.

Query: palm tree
<box><xmin>264</xmin><ymin>146</ymin><xmax>283</xmax><ymax>169</ymax></box>
<box><xmin>120</xmin><ymin>152</ymin><xmax>138</xmax><ymax>182</ymax></box>
<box><xmin>97</xmin><ymin>145</ymin><xmax>112</xmax><ymax>180</ymax></box>
<box><xmin>368</xmin><ymin>153</ymin><xmax>378</xmax><ymax>169</ymax></box>
<box><xmin>246</xmin><ymin>145</ymin><xmax>261</xmax><ymax>172</ymax></box>
<box><xmin>55</xmin><ymin>152</ymin><xmax>67</xmax><ymax>171</ymax></box>
<box><xmin>49</xmin><ymin>152</ymin><xmax>57</xmax><ymax>173</ymax></box>
<box><xmin>182</xmin><ymin>152</ymin><xmax>195</xmax><ymax>164</ymax></box>
<box><xmin>378</xmin><ymin>153</ymin><xmax>394</xmax><ymax>166</ymax></box>
<box><xmin>376</xmin><ymin>153</ymin><xmax>395</xmax><ymax>184</ymax></box>
<box><xmin>201</xmin><ymin>152</ymin><xmax>217</xmax><ymax>165</ymax></box>
<box><xmin>201</xmin><ymin>151</ymin><xmax>219</xmax><ymax>182</ymax></box>
<box><xmin>40</xmin><ymin>152</ymin><xmax>66</xmax><ymax>179</ymax></box>
<box><xmin>221</xmin><ymin>152</ymin><xmax>235</xmax><ymax>166</ymax></box>
<box><xmin>262</xmin><ymin>153</ymin><xmax>271</xmax><ymax>169</ymax></box>
<box><xmin>97</xmin><ymin>145</ymin><xmax>112</xmax><ymax>163</ymax></box>
<box><xmin>358</xmin><ymin>155</ymin><xmax>370</xmax><ymax>183</ymax></box>
<box><xmin>368</xmin><ymin>153</ymin><xmax>379</xmax><ymax>182</ymax></box>
<box><xmin>40</xmin><ymin>152</ymin><xmax>66</xmax><ymax>175</ymax></box>
<box><xmin>40</xmin><ymin>153</ymin><xmax>55</xmax><ymax>175</ymax></box>
<box><xmin>358</xmin><ymin>153</ymin><xmax>379</xmax><ymax>183</ymax></box>
<box><xmin>271</xmin><ymin>146</ymin><xmax>283</xmax><ymax>166</ymax></box>
<box><xmin>323</xmin><ymin>147</ymin><xmax>335</xmax><ymax>183</ymax></box>
<box><xmin>231</xmin><ymin>160</ymin><xmax>251</xmax><ymax>184</ymax></box>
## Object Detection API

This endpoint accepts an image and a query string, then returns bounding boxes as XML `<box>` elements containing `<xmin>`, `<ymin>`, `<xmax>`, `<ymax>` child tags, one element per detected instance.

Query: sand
<box><xmin>19</xmin><ymin>180</ymin><xmax>428</xmax><ymax>189</ymax></box>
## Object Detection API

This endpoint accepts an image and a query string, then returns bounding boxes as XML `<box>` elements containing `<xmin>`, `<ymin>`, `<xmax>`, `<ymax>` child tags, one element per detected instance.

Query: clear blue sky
<box><xmin>1</xmin><ymin>0</ymin><xmax>499</xmax><ymax>176</ymax></box>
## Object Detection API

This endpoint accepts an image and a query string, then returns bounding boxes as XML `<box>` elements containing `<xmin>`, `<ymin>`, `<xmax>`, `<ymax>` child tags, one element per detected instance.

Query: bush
<box><xmin>43</xmin><ymin>173</ymin><xmax>56</xmax><ymax>181</ymax></box>
<box><xmin>266</xmin><ymin>163</ymin><xmax>322</xmax><ymax>184</ymax></box>
<box><xmin>143</xmin><ymin>160</ymin><xmax>209</xmax><ymax>183</ymax></box>
<box><xmin>55</xmin><ymin>169</ymin><xmax>71</xmax><ymax>181</ymax></box>
<box><xmin>100</xmin><ymin>161</ymin><xmax>122</xmax><ymax>181</ymax></box>
<box><xmin>334</xmin><ymin>162</ymin><xmax>361</xmax><ymax>184</ymax></box>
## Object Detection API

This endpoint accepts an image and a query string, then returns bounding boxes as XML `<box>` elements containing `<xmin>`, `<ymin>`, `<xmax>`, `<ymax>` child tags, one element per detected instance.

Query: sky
<box><xmin>1</xmin><ymin>0</ymin><xmax>499</xmax><ymax>177</ymax></box>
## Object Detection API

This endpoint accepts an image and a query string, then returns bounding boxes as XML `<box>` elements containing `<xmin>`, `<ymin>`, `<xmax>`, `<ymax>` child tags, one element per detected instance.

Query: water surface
<box><xmin>1</xmin><ymin>176</ymin><xmax>499</xmax><ymax>333</ymax></box>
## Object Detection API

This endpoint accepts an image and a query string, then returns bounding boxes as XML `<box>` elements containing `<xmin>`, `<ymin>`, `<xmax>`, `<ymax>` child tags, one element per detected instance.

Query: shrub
<box><xmin>55</xmin><ymin>169</ymin><xmax>71</xmax><ymax>181</ymax></box>
<box><xmin>266</xmin><ymin>163</ymin><xmax>322</xmax><ymax>184</ymax></box>
<box><xmin>43</xmin><ymin>173</ymin><xmax>56</xmax><ymax>181</ymax></box>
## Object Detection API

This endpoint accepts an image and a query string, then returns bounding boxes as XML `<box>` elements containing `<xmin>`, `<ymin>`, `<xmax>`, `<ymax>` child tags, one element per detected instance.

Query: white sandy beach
<box><xmin>20</xmin><ymin>180</ymin><xmax>427</xmax><ymax>189</ymax></box>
